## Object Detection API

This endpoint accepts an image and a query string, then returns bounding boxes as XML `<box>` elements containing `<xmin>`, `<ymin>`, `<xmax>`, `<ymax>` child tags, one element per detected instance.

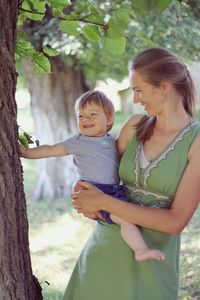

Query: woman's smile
<box><xmin>83</xmin><ymin>124</ymin><xmax>95</xmax><ymax>128</ymax></box>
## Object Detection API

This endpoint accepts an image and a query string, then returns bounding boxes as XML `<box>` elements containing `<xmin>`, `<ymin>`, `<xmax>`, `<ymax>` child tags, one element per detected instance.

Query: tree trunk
<box><xmin>23</xmin><ymin>56</ymin><xmax>89</xmax><ymax>201</ymax></box>
<box><xmin>0</xmin><ymin>1</ymin><xmax>42</xmax><ymax>299</ymax></box>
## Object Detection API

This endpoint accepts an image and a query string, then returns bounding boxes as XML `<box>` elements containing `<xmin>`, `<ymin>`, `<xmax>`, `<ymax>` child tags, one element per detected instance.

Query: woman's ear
<box><xmin>159</xmin><ymin>80</ymin><xmax>171</xmax><ymax>92</ymax></box>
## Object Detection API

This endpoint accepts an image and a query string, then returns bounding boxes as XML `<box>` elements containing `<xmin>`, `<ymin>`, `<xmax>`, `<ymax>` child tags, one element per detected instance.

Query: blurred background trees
<box><xmin>17</xmin><ymin>0</ymin><xmax>200</xmax><ymax>200</ymax></box>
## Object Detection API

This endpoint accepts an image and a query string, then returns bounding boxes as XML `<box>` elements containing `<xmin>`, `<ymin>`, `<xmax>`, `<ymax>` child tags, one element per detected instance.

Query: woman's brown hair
<box><xmin>129</xmin><ymin>48</ymin><xmax>197</xmax><ymax>142</ymax></box>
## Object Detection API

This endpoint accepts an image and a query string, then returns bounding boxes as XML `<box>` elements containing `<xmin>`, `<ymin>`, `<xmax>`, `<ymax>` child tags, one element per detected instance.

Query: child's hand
<box><xmin>73</xmin><ymin>180</ymin><xmax>87</xmax><ymax>192</ymax></box>
<box><xmin>18</xmin><ymin>130</ymin><xmax>39</xmax><ymax>148</ymax></box>
<box><xmin>18</xmin><ymin>143</ymin><xmax>27</xmax><ymax>157</ymax></box>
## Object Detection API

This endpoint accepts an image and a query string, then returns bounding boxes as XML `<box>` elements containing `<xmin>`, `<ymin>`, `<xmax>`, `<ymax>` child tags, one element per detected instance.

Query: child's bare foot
<box><xmin>135</xmin><ymin>248</ymin><xmax>165</xmax><ymax>262</ymax></box>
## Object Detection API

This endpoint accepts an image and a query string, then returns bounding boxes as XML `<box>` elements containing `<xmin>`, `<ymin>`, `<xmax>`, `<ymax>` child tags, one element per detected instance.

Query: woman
<box><xmin>63</xmin><ymin>48</ymin><xmax>200</xmax><ymax>300</ymax></box>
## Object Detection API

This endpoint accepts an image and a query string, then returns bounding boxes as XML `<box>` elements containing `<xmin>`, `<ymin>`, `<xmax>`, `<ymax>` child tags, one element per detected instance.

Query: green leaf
<box><xmin>17</xmin><ymin>12</ymin><xmax>27</xmax><ymax>26</ymax></box>
<box><xmin>132</xmin><ymin>0</ymin><xmax>154</xmax><ymax>17</ymax></box>
<box><xmin>87</xmin><ymin>6</ymin><xmax>104</xmax><ymax>24</ymax></box>
<box><xmin>22</xmin><ymin>0</ymin><xmax>45</xmax><ymax>21</ymax></box>
<box><xmin>106</xmin><ymin>9</ymin><xmax>129</xmax><ymax>38</ymax></box>
<box><xmin>82</xmin><ymin>25</ymin><xmax>101</xmax><ymax>43</ymax></box>
<box><xmin>113</xmin><ymin>9</ymin><xmax>130</xmax><ymax>29</ymax></box>
<box><xmin>16</xmin><ymin>41</ymin><xmax>35</xmax><ymax>58</ymax></box>
<box><xmin>52</xmin><ymin>8</ymin><xmax>65</xmax><ymax>18</ymax></box>
<box><xmin>99</xmin><ymin>37</ymin><xmax>126</xmax><ymax>56</ymax></box>
<box><xmin>154</xmin><ymin>0</ymin><xmax>172</xmax><ymax>13</ymax></box>
<box><xmin>43</xmin><ymin>47</ymin><xmax>59</xmax><ymax>56</ymax></box>
<box><xmin>24</xmin><ymin>12</ymin><xmax>44</xmax><ymax>21</ymax></box>
<box><xmin>47</xmin><ymin>0</ymin><xmax>70</xmax><ymax>10</ymax></box>
<box><xmin>32</xmin><ymin>53</ymin><xmax>51</xmax><ymax>74</ymax></box>
<box><xmin>132</xmin><ymin>0</ymin><xmax>172</xmax><ymax>16</ymax></box>
<box><xmin>59</xmin><ymin>20</ymin><xmax>79</xmax><ymax>36</ymax></box>
<box><xmin>19</xmin><ymin>133</ymin><xmax>29</xmax><ymax>148</ymax></box>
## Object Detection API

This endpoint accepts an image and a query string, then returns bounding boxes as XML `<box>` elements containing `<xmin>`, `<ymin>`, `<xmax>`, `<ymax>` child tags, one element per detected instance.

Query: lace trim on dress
<box><xmin>126</xmin><ymin>184</ymin><xmax>172</xmax><ymax>200</ymax></box>
<box><xmin>143</xmin><ymin>121</ymin><xmax>198</xmax><ymax>187</ymax></box>
<box><xmin>125</xmin><ymin>184</ymin><xmax>173</xmax><ymax>208</ymax></box>
<box><xmin>133</xmin><ymin>121</ymin><xmax>198</xmax><ymax>188</ymax></box>
<box><xmin>134</xmin><ymin>144</ymin><xmax>141</xmax><ymax>187</ymax></box>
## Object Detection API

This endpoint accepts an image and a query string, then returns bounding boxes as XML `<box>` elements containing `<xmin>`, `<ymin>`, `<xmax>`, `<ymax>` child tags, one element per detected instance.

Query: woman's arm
<box><xmin>19</xmin><ymin>143</ymin><xmax>68</xmax><ymax>159</ymax></box>
<box><xmin>72</xmin><ymin>134</ymin><xmax>200</xmax><ymax>235</ymax></box>
<box><xmin>116</xmin><ymin>114</ymin><xmax>143</xmax><ymax>157</ymax></box>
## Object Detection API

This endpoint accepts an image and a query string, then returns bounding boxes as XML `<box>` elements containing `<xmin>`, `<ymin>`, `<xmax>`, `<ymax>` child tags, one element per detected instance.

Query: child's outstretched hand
<box><xmin>18</xmin><ymin>131</ymin><xmax>39</xmax><ymax>157</ymax></box>
<box><xmin>18</xmin><ymin>143</ymin><xmax>27</xmax><ymax>157</ymax></box>
<box><xmin>18</xmin><ymin>130</ymin><xmax>39</xmax><ymax>147</ymax></box>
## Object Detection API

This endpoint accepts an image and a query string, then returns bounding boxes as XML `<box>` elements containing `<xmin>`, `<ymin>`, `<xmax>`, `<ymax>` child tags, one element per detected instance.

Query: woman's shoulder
<box><xmin>119</xmin><ymin>114</ymin><xmax>145</xmax><ymax>137</ymax></box>
<box><xmin>116</xmin><ymin>114</ymin><xmax>145</xmax><ymax>156</ymax></box>
<box><xmin>124</xmin><ymin>114</ymin><xmax>145</xmax><ymax>128</ymax></box>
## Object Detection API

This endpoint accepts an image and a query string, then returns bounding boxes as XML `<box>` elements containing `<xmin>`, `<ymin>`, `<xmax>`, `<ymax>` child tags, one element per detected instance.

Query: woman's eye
<box><xmin>91</xmin><ymin>113</ymin><xmax>97</xmax><ymax>116</ymax></box>
<box><xmin>78</xmin><ymin>115</ymin><xmax>83</xmax><ymax>119</ymax></box>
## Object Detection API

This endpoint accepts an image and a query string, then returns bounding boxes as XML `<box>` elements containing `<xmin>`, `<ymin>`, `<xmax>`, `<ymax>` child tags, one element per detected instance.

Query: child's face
<box><xmin>76</xmin><ymin>103</ymin><xmax>111</xmax><ymax>137</ymax></box>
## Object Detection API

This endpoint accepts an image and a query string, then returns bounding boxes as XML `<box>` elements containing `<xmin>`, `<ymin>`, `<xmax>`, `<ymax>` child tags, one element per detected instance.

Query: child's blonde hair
<box><xmin>74</xmin><ymin>90</ymin><xmax>115</xmax><ymax>131</ymax></box>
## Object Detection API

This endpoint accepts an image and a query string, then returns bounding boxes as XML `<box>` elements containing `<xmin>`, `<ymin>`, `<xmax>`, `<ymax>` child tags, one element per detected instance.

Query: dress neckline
<box><xmin>140</xmin><ymin>144</ymin><xmax>151</xmax><ymax>169</ymax></box>
<box><xmin>142</xmin><ymin>120</ymin><xmax>194</xmax><ymax>167</ymax></box>
<box><xmin>134</xmin><ymin>120</ymin><xmax>197</xmax><ymax>188</ymax></box>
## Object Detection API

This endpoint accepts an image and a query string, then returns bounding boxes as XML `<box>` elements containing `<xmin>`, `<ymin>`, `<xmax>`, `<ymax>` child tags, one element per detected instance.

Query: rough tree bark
<box><xmin>0</xmin><ymin>0</ymin><xmax>42</xmax><ymax>299</ymax></box>
<box><xmin>23</xmin><ymin>55</ymin><xmax>89</xmax><ymax>201</ymax></box>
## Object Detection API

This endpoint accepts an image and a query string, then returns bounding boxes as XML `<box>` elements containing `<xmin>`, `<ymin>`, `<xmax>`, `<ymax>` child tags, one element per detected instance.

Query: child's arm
<box><xmin>19</xmin><ymin>143</ymin><xmax>68</xmax><ymax>159</ymax></box>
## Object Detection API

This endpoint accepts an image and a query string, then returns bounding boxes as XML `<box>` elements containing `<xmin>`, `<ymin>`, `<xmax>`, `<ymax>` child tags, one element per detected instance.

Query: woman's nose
<box><xmin>133</xmin><ymin>92</ymin><xmax>143</xmax><ymax>104</ymax></box>
<box><xmin>133</xmin><ymin>93</ymin><xmax>139</xmax><ymax>104</ymax></box>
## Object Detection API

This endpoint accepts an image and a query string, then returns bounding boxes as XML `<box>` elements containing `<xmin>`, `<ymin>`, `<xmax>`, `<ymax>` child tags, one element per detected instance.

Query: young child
<box><xmin>19</xmin><ymin>90</ymin><xmax>164</xmax><ymax>262</ymax></box>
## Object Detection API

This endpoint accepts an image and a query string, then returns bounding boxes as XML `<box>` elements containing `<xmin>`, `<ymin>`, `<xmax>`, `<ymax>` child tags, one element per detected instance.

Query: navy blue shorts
<box><xmin>93</xmin><ymin>182</ymin><xmax>128</xmax><ymax>224</ymax></box>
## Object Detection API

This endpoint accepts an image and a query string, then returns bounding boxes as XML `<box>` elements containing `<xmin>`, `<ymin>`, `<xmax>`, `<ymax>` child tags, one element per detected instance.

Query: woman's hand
<box><xmin>82</xmin><ymin>211</ymin><xmax>105</xmax><ymax>221</ymax></box>
<box><xmin>71</xmin><ymin>181</ymin><xmax>105</xmax><ymax>215</ymax></box>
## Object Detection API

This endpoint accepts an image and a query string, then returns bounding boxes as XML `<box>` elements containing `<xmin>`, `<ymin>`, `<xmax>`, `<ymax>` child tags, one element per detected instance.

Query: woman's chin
<box><xmin>145</xmin><ymin>109</ymin><xmax>156</xmax><ymax>117</ymax></box>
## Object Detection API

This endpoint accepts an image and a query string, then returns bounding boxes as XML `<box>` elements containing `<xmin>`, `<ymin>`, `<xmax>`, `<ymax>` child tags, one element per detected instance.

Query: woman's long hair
<box><xmin>129</xmin><ymin>48</ymin><xmax>197</xmax><ymax>142</ymax></box>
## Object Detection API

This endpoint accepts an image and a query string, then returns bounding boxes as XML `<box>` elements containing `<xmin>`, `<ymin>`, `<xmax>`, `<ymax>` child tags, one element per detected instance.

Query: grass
<box><xmin>27</xmin><ymin>199</ymin><xmax>94</xmax><ymax>300</ymax></box>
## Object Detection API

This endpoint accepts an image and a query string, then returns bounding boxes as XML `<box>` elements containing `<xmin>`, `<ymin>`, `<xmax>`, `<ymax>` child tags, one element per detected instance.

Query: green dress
<box><xmin>63</xmin><ymin>121</ymin><xmax>200</xmax><ymax>300</ymax></box>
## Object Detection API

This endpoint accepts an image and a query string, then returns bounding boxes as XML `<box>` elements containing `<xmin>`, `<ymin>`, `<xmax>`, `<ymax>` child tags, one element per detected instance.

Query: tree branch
<box><xmin>19</xmin><ymin>7</ymin><xmax>105</xmax><ymax>27</ymax></box>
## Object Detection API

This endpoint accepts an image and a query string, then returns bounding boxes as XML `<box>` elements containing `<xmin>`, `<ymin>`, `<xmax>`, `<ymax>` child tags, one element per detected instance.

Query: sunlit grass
<box><xmin>27</xmin><ymin>198</ymin><xmax>94</xmax><ymax>299</ymax></box>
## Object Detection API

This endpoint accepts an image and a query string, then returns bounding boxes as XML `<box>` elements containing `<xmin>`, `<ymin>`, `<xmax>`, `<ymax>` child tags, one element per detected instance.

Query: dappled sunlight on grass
<box><xmin>30</xmin><ymin>214</ymin><xmax>80</xmax><ymax>252</ymax></box>
<box><xmin>28</xmin><ymin>199</ymin><xmax>94</xmax><ymax>299</ymax></box>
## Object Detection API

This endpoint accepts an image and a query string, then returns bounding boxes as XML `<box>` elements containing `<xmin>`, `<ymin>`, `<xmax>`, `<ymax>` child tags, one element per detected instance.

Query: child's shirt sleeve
<box><xmin>61</xmin><ymin>135</ymin><xmax>80</xmax><ymax>155</ymax></box>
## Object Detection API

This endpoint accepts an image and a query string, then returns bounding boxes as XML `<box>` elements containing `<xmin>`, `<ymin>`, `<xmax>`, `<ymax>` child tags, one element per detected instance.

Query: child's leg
<box><xmin>111</xmin><ymin>214</ymin><xmax>165</xmax><ymax>262</ymax></box>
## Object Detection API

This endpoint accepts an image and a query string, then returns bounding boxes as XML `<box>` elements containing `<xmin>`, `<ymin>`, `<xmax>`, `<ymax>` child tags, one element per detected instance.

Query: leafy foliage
<box><xmin>17</xmin><ymin>0</ymin><xmax>200</xmax><ymax>80</ymax></box>
<box><xmin>17</xmin><ymin>0</ymin><xmax>171</xmax><ymax>73</ymax></box>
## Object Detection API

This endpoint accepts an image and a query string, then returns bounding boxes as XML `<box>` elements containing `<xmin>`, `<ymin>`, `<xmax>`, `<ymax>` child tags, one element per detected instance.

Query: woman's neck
<box><xmin>155</xmin><ymin>105</ymin><xmax>191</xmax><ymax>134</ymax></box>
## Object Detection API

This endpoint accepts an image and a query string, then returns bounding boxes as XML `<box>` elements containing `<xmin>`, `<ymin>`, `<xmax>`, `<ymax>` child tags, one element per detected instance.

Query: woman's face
<box><xmin>129</xmin><ymin>70</ymin><xmax>165</xmax><ymax>116</ymax></box>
